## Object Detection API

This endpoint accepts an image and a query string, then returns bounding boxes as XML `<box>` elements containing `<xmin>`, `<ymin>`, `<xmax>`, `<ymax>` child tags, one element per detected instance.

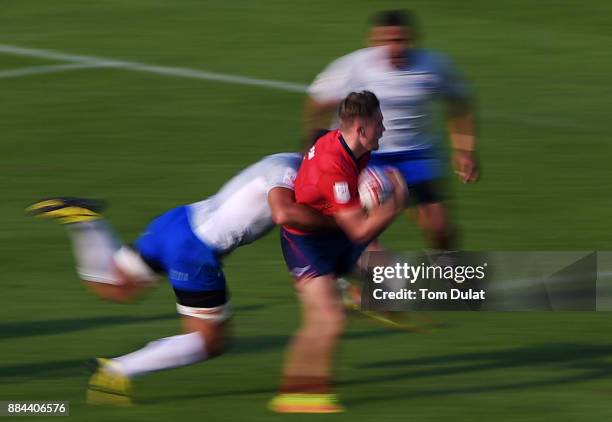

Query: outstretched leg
<box><xmin>27</xmin><ymin>197</ymin><xmax>158</xmax><ymax>302</ymax></box>
<box><xmin>87</xmin><ymin>302</ymin><xmax>230</xmax><ymax>406</ymax></box>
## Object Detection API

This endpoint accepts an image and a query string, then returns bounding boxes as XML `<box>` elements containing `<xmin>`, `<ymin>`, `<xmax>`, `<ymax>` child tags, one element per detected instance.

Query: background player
<box><xmin>304</xmin><ymin>9</ymin><xmax>479</xmax><ymax>250</ymax></box>
<box><xmin>270</xmin><ymin>91</ymin><xmax>407</xmax><ymax>413</ymax></box>
<box><xmin>27</xmin><ymin>152</ymin><xmax>334</xmax><ymax>406</ymax></box>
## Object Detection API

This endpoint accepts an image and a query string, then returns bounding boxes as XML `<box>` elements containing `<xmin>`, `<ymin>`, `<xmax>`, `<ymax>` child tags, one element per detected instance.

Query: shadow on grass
<box><xmin>0</xmin><ymin>303</ymin><xmax>269</xmax><ymax>341</ymax></box>
<box><xmin>344</xmin><ymin>368</ymin><xmax>612</xmax><ymax>407</ymax></box>
<box><xmin>0</xmin><ymin>314</ymin><xmax>176</xmax><ymax>340</ymax></box>
<box><xmin>356</xmin><ymin>342</ymin><xmax>612</xmax><ymax>371</ymax></box>
<box><xmin>231</xmin><ymin>329</ymin><xmax>403</xmax><ymax>355</ymax></box>
<box><xmin>5</xmin><ymin>341</ymin><xmax>611</xmax><ymax>402</ymax></box>
<box><xmin>0</xmin><ymin>359</ymin><xmax>90</xmax><ymax>383</ymax></box>
<box><xmin>0</xmin><ymin>329</ymin><xmax>401</xmax><ymax>383</ymax></box>
<box><xmin>143</xmin><ymin>342</ymin><xmax>612</xmax><ymax>404</ymax></box>
<box><xmin>342</xmin><ymin>342</ymin><xmax>612</xmax><ymax>405</ymax></box>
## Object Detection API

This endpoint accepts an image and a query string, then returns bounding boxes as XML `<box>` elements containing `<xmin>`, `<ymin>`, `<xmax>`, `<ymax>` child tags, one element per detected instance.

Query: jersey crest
<box><xmin>283</xmin><ymin>168</ymin><xmax>297</xmax><ymax>187</ymax></box>
<box><xmin>333</xmin><ymin>181</ymin><xmax>350</xmax><ymax>204</ymax></box>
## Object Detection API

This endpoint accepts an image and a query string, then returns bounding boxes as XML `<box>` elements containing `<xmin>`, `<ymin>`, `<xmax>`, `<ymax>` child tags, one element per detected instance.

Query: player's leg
<box><xmin>87</xmin><ymin>206</ymin><xmax>231</xmax><ymax>405</ymax></box>
<box><xmin>84</xmin><ymin>246</ymin><xmax>160</xmax><ymax>302</ymax></box>
<box><xmin>87</xmin><ymin>291</ymin><xmax>230</xmax><ymax>406</ymax></box>
<box><xmin>27</xmin><ymin>197</ymin><xmax>158</xmax><ymax>302</ymax></box>
<box><xmin>87</xmin><ymin>309</ymin><xmax>230</xmax><ymax>406</ymax></box>
<box><xmin>271</xmin><ymin>229</ymin><xmax>362</xmax><ymax>413</ymax></box>
<box><xmin>270</xmin><ymin>274</ymin><xmax>345</xmax><ymax>413</ymax></box>
<box><xmin>415</xmin><ymin>199</ymin><xmax>455</xmax><ymax>250</ymax></box>
<box><xmin>282</xmin><ymin>275</ymin><xmax>345</xmax><ymax>382</ymax></box>
<box><xmin>369</xmin><ymin>151</ymin><xmax>457</xmax><ymax>250</ymax></box>
<box><xmin>338</xmin><ymin>240</ymin><xmax>393</xmax><ymax>310</ymax></box>
<box><xmin>87</xmin><ymin>290</ymin><xmax>230</xmax><ymax>406</ymax></box>
<box><xmin>342</xmin><ymin>243</ymin><xmax>428</xmax><ymax>330</ymax></box>
<box><xmin>401</xmin><ymin>160</ymin><xmax>455</xmax><ymax>250</ymax></box>
<box><xmin>82</xmin><ymin>276</ymin><xmax>145</xmax><ymax>303</ymax></box>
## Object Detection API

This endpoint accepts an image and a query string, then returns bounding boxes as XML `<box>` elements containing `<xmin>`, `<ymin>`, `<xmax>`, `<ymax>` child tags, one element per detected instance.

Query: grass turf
<box><xmin>1</xmin><ymin>0</ymin><xmax>611</xmax><ymax>420</ymax></box>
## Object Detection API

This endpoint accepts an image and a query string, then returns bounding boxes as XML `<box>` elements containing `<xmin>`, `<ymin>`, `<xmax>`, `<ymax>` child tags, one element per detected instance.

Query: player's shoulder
<box><xmin>326</xmin><ymin>46</ymin><xmax>382</xmax><ymax>69</ymax></box>
<box><xmin>352</xmin><ymin>46</ymin><xmax>384</xmax><ymax>60</ymax></box>
<box><xmin>262</xmin><ymin>152</ymin><xmax>302</xmax><ymax>166</ymax></box>
<box><xmin>259</xmin><ymin>153</ymin><xmax>303</xmax><ymax>190</ymax></box>
<box><xmin>412</xmin><ymin>48</ymin><xmax>454</xmax><ymax>71</ymax></box>
<box><xmin>313</xmin><ymin>133</ymin><xmax>355</xmax><ymax>174</ymax></box>
<box><xmin>242</xmin><ymin>152</ymin><xmax>301</xmax><ymax>182</ymax></box>
<box><xmin>312</xmin><ymin>130</ymin><xmax>340</xmax><ymax>155</ymax></box>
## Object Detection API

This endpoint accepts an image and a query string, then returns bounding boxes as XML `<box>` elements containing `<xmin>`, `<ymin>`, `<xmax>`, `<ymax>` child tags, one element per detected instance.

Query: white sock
<box><xmin>112</xmin><ymin>332</ymin><xmax>207</xmax><ymax>378</ymax></box>
<box><xmin>67</xmin><ymin>220</ymin><xmax>121</xmax><ymax>284</ymax></box>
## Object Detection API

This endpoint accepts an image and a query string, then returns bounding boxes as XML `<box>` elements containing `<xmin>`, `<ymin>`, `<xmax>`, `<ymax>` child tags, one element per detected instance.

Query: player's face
<box><xmin>369</xmin><ymin>25</ymin><xmax>411</xmax><ymax>68</ymax></box>
<box><xmin>360</xmin><ymin>109</ymin><xmax>385</xmax><ymax>151</ymax></box>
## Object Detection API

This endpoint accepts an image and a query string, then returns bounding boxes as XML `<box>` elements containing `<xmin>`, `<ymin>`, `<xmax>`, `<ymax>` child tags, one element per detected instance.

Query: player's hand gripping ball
<box><xmin>358</xmin><ymin>166</ymin><xmax>396</xmax><ymax>211</ymax></box>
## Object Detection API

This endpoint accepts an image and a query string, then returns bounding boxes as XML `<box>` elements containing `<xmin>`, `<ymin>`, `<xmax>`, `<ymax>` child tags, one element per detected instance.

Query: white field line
<box><xmin>486</xmin><ymin>270</ymin><xmax>612</xmax><ymax>293</ymax></box>
<box><xmin>0</xmin><ymin>44</ymin><xmax>308</xmax><ymax>93</ymax></box>
<box><xmin>0</xmin><ymin>62</ymin><xmax>110</xmax><ymax>79</ymax></box>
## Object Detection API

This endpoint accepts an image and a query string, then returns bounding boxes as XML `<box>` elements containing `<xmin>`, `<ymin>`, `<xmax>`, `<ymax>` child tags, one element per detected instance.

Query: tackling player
<box><xmin>27</xmin><ymin>152</ymin><xmax>333</xmax><ymax>406</ymax></box>
<box><xmin>304</xmin><ymin>9</ymin><xmax>479</xmax><ymax>250</ymax></box>
<box><xmin>269</xmin><ymin>91</ymin><xmax>407</xmax><ymax>413</ymax></box>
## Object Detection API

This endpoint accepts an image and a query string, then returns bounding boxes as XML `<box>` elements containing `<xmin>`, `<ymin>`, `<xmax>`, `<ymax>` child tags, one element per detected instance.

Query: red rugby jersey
<box><xmin>287</xmin><ymin>129</ymin><xmax>369</xmax><ymax>234</ymax></box>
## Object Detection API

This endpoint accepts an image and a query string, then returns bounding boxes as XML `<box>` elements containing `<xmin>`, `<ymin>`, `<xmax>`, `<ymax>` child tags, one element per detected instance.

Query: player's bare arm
<box><xmin>268</xmin><ymin>187</ymin><xmax>336</xmax><ymax>231</ymax></box>
<box><xmin>447</xmin><ymin>97</ymin><xmax>479</xmax><ymax>184</ymax></box>
<box><xmin>334</xmin><ymin>172</ymin><xmax>406</xmax><ymax>244</ymax></box>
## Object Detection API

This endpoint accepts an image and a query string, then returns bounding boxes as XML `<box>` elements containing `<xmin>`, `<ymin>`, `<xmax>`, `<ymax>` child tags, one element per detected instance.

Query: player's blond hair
<box><xmin>338</xmin><ymin>91</ymin><xmax>380</xmax><ymax>127</ymax></box>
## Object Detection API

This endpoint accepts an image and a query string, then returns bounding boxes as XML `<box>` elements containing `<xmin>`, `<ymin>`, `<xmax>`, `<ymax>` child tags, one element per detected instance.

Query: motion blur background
<box><xmin>2</xmin><ymin>1</ymin><xmax>611</xmax><ymax>420</ymax></box>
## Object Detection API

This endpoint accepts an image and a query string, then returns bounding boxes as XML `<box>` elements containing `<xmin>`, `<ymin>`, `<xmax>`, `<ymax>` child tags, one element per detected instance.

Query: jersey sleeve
<box><xmin>436</xmin><ymin>54</ymin><xmax>472</xmax><ymax>100</ymax></box>
<box><xmin>307</xmin><ymin>53</ymin><xmax>355</xmax><ymax>103</ymax></box>
<box><xmin>318</xmin><ymin>171</ymin><xmax>362</xmax><ymax>213</ymax></box>
<box><xmin>264</xmin><ymin>160</ymin><xmax>299</xmax><ymax>193</ymax></box>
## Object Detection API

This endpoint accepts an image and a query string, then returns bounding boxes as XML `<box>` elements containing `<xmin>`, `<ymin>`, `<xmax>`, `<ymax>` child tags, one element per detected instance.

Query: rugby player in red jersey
<box><xmin>270</xmin><ymin>91</ymin><xmax>407</xmax><ymax>413</ymax></box>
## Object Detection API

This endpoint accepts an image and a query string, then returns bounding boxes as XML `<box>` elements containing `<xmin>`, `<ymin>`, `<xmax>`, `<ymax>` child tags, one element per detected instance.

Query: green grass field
<box><xmin>2</xmin><ymin>1</ymin><xmax>611</xmax><ymax>420</ymax></box>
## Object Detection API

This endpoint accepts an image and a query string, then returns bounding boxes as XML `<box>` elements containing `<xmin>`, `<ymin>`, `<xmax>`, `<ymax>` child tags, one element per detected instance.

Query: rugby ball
<box><xmin>358</xmin><ymin>166</ymin><xmax>394</xmax><ymax>211</ymax></box>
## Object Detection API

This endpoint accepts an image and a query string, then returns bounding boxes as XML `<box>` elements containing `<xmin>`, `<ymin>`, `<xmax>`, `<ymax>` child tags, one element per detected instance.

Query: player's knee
<box><xmin>206</xmin><ymin>335</ymin><xmax>228</xmax><ymax>358</ymax></box>
<box><xmin>419</xmin><ymin>204</ymin><xmax>450</xmax><ymax>234</ymax></box>
<box><xmin>309</xmin><ymin>305</ymin><xmax>345</xmax><ymax>337</ymax></box>
<box><xmin>212</xmin><ymin>324</ymin><xmax>233</xmax><ymax>357</ymax></box>
<box><xmin>83</xmin><ymin>281</ymin><xmax>139</xmax><ymax>303</ymax></box>
<box><xmin>430</xmin><ymin>219</ymin><xmax>451</xmax><ymax>237</ymax></box>
<box><xmin>182</xmin><ymin>316</ymin><xmax>231</xmax><ymax>358</ymax></box>
<box><xmin>327</xmin><ymin>311</ymin><xmax>346</xmax><ymax>337</ymax></box>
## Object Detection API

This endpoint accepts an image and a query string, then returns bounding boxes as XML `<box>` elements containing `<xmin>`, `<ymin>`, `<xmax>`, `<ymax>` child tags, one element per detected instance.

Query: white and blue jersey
<box><xmin>309</xmin><ymin>46</ymin><xmax>471</xmax><ymax>186</ymax></box>
<box><xmin>188</xmin><ymin>153</ymin><xmax>301</xmax><ymax>255</ymax></box>
<box><xmin>135</xmin><ymin>153</ymin><xmax>302</xmax><ymax>292</ymax></box>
